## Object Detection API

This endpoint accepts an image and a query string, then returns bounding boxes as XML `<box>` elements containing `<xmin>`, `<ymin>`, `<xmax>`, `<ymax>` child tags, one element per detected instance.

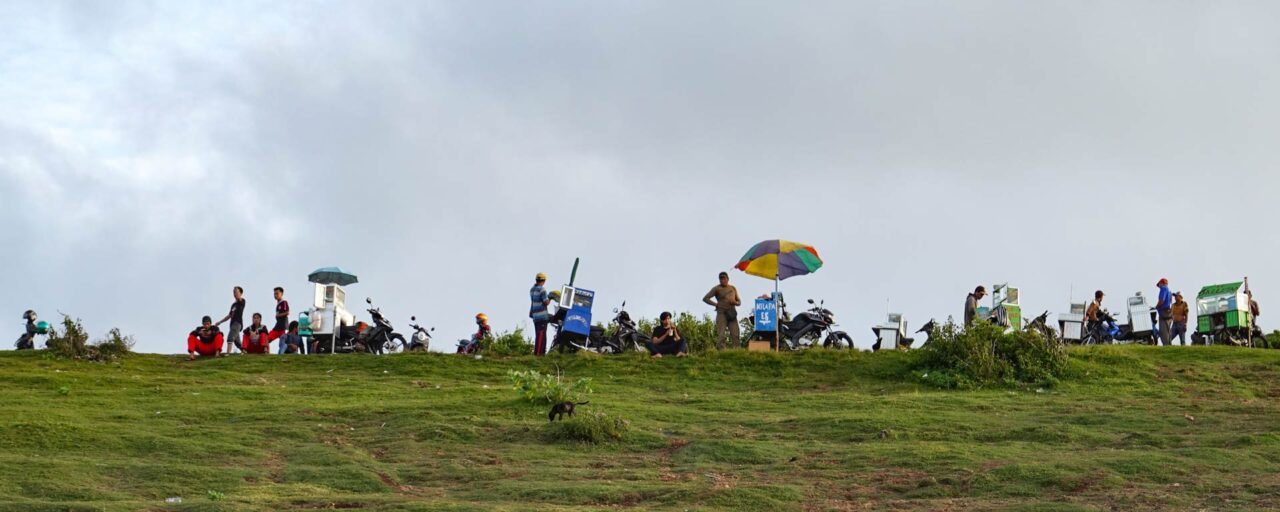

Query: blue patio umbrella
<box><xmin>308</xmin><ymin>267</ymin><xmax>358</xmax><ymax>286</ymax></box>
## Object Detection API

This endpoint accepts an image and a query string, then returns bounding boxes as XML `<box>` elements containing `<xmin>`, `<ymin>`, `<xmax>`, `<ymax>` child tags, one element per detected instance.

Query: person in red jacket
<box><xmin>187</xmin><ymin>316</ymin><xmax>224</xmax><ymax>360</ymax></box>
<box><xmin>242</xmin><ymin>313</ymin><xmax>271</xmax><ymax>354</ymax></box>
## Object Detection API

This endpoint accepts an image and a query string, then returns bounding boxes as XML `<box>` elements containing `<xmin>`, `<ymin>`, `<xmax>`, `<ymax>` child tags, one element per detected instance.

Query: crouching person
<box><xmin>187</xmin><ymin>316</ymin><xmax>224</xmax><ymax>360</ymax></box>
<box><xmin>647</xmin><ymin>312</ymin><xmax>688</xmax><ymax>358</ymax></box>
<box><xmin>242</xmin><ymin>313</ymin><xmax>271</xmax><ymax>354</ymax></box>
<box><xmin>280</xmin><ymin>321</ymin><xmax>305</xmax><ymax>354</ymax></box>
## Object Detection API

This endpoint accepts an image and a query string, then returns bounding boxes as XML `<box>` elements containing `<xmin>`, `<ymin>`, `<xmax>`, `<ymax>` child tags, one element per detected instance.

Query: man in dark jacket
<box><xmin>647</xmin><ymin>312</ymin><xmax>688</xmax><ymax>358</ymax></box>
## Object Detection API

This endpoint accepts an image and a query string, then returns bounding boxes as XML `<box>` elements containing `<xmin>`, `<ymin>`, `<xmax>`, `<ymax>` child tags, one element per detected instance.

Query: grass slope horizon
<box><xmin>1</xmin><ymin>346</ymin><xmax>1278</xmax><ymax>511</ymax></box>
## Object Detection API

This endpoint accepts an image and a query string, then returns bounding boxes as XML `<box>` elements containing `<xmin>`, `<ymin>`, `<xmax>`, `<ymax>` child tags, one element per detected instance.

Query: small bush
<box><xmin>508</xmin><ymin>369</ymin><xmax>593</xmax><ymax>405</ymax></box>
<box><xmin>481</xmin><ymin>328</ymin><xmax>533</xmax><ymax>357</ymax></box>
<box><xmin>43</xmin><ymin>315</ymin><xmax>134</xmax><ymax>362</ymax></box>
<box><xmin>913</xmin><ymin>320</ymin><xmax>1067</xmax><ymax>389</ymax></box>
<box><xmin>544</xmin><ymin>411</ymin><xmax>629</xmax><ymax>444</ymax></box>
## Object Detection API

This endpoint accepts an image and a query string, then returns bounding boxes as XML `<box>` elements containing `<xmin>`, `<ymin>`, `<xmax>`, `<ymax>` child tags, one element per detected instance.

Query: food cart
<box><xmin>988</xmin><ymin>284</ymin><xmax>1022</xmax><ymax>331</ymax></box>
<box><xmin>1192</xmin><ymin>281</ymin><xmax>1257</xmax><ymax>346</ymax></box>
<box><xmin>303</xmin><ymin>267</ymin><xmax>357</xmax><ymax>352</ymax></box>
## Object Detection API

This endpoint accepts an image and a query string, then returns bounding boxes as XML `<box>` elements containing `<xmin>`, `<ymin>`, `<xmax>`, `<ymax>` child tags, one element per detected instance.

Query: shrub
<box><xmin>481</xmin><ymin>328</ymin><xmax>533</xmax><ymax>357</ymax></box>
<box><xmin>44</xmin><ymin>315</ymin><xmax>134</xmax><ymax>362</ymax></box>
<box><xmin>913</xmin><ymin>320</ymin><xmax>1067</xmax><ymax>389</ymax></box>
<box><xmin>543</xmin><ymin>411</ymin><xmax>629</xmax><ymax>444</ymax></box>
<box><xmin>508</xmin><ymin>369</ymin><xmax>593</xmax><ymax>405</ymax></box>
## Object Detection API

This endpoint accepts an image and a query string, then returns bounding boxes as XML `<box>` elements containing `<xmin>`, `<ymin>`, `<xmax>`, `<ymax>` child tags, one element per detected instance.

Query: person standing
<box><xmin>964</xmin><ymin>286</ymin><xmax>987</xmax><ymax>327</ymax></box>
<box><xmin>647</xmin><ymin>312</ymin><xmax>688</xmax><ymax>358</ymax></box>
<box><xmin>1170</xmin><ymin>292</ymin><xmax>1190</xmax><ymax>346</ymax></box>
<box><xmin>215</xmin><ymin>286</ymin><xmax>246</xmax><ymax>355</ymax></box>
<box><xmin>268</xmin><ymin>287</ymin><xmax>289</xmax><ymax>342</ymax></box>
<box><xmin>530</xmin><ymin>273</ymin><xmax>552</xmax><ymax>356</ymax></box>
<box><xmin>1155</xmin><ymin>278</ymin><xmax>1173</xmax><ymax>346</ymax></box>
<box><xmin>703</xmin><ymin>272</ymin><xmax>742</xmax><ymax>350</ymax></box>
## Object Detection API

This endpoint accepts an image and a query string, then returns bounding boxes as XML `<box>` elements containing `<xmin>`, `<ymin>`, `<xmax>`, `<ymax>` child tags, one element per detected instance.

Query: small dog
<box><xmin>548</xmin><ymin>401</ymin><xmax>589</xmax><ymax>422</ymax></box>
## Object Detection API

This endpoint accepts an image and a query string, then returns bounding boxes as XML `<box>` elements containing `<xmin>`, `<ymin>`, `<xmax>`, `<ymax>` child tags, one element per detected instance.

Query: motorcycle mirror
<box><xmin>430</xmin><ymin>327</ymin><xmax>435</xmax><ymax>332</ymax></box>
<box><xmin>807</xmin><ymin>299</ymin><xmax>815</xmax><ymax>304</ymax></box>
<box><xmin>411</xmin><ymin>316</ymin><xmax>416</xmax><ymax>321</ymax></box>
<box><xmin>366</xmin><ymin>298</ymin><xmax>372</xmax><ymax>304</ymax></box>
<box><xmin>622</xmin><ymin>301</ymin><xmax>626</xmax><ymax>307</ymax></box>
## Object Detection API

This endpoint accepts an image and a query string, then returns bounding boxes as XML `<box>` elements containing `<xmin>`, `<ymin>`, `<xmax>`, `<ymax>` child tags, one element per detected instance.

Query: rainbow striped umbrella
<box><xmin>734</xmin><ymin>240</ymin><xmax>823</xmax><ymax>281</ymax></box>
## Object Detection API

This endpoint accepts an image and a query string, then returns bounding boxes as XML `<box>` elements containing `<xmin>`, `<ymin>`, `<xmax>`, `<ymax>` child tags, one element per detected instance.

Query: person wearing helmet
<box><xmin>530</xmin><ymin>273</ymin><xmax>552</xmax><ymax>356</ymax></box>
<box><xmin>15</xmin><ymin>310</ymin><xmax>38</xmax><ymax>350</ymax></box>
<box><xmin>187</xmin><ymin>315</ymin><xmax>225</xmax><ymax>359</ymax></box>
<box><xmin>458</xmin><ymin>314</ymin><xmax>491</xmax><ymax>354</ymax></box>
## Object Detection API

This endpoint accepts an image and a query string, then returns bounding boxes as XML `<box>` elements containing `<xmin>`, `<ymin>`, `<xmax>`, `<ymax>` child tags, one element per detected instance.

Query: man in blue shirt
<box><xmin>1155</xmin><ymin>278</ymin><xmax>1173</xmax><ymax>346</ymax></box>
<box><xmin>530</xmin><ymin>273</ymin><xmax>552</xmax><ymax>356</ymax></box>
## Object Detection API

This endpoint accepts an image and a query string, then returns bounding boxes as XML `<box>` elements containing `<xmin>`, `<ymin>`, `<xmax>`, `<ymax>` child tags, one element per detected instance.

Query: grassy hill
<box><xmin>0</xmin><ymin>346</ymin><xmax>1278</xmax><ymax>511</ymax></box>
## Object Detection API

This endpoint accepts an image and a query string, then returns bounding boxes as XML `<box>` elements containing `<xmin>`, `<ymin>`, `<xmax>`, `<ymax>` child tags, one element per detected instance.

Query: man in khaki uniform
<box><xmin>703</xmin><ymin>272</ymin><xmax>742</xmax><ymax>350</ymax></box>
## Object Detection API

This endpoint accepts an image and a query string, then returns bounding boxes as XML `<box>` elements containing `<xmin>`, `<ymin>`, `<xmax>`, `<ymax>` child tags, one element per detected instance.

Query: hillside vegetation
<box><xmin>0</xmin><ymin>346</ymin><xmax>1278</xmax><ymax>511</ymax></box>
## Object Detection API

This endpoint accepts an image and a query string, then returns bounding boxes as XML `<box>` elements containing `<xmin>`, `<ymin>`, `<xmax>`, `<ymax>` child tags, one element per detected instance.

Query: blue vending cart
<box><xmin>558</xmin><ymin>286</ymin><xmax>596</xmax><ymax>337</ymax></box>
<box><xmin>750</xmin><ymin>295</ymin><xmax>779</xmax><ymax>350</ymax></box>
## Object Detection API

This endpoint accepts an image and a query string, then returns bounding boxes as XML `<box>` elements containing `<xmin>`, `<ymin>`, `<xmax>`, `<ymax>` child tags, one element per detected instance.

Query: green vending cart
<box><xmin>1192</xmin><ymin>281</ymin><xmax>1255</xmax><ymax>346</ymax></box>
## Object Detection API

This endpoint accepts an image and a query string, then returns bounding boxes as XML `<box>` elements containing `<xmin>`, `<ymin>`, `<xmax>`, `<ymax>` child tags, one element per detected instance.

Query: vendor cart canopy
<box><xmin>1198</xmin><ymin>282</ymin><xmax>1243</xmax><ymax>298</ymax></box>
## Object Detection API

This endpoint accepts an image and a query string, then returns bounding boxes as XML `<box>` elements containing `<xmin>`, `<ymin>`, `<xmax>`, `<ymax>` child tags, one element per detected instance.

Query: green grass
<box><xmin>0</xmin><ymin>346</ymin><xmax>1278</xmax><ymax>511</ymax></box>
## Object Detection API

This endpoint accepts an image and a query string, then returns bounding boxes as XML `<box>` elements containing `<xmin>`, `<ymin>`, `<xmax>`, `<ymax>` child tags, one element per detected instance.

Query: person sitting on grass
<box><xmin>242</xmin><ymin>313</ymin><xmax>271</xmax><ymax>354</ymax></box>
<box><xmin>187</xmin><ymin>316</ymin><xmax>224</xmax><ymax>360</ymax></box>
<box><xmin>280</xmin><ymin>321</ymin><xmax>305</xmax><ymax>354</ymax></box>
<box><xmin>647</xmin><ymin>312</ymin><xmax>688</xmax><ymax>358</ymax></box>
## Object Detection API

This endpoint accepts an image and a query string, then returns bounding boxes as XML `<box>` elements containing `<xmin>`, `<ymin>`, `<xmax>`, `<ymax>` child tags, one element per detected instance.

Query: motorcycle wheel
<box><xmin>383</xmin><ymin>334</ymin><xmax>406</xmax><ymax>354</ymax></box>
<box><xmin>824</xmin><ymin>332</ymin><xmax>854</xmax><ymax>350</ymax></box>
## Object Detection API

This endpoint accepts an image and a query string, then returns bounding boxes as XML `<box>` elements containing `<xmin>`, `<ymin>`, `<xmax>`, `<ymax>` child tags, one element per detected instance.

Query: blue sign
<box><xmin>754</xmin><ymin>298</ymin><xmax>778</xmax><ymax>332</ymax></box>
<box><xmin>564</xmin><ymin>288</ymin><xmax>595</xmax><ymax>336</ymax></box>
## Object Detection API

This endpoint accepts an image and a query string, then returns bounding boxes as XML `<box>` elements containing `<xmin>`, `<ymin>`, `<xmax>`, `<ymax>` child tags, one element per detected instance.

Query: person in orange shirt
<box><xmin>1170</xmin><ymin>292</ymin><xmax>1190</xmax><ymax>346</ymax></box>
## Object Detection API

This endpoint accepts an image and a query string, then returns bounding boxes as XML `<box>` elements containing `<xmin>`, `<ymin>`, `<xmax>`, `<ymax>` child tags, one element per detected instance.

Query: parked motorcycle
<box><xmin>358</xmin><ymin>298</ymin><xmax>407</xmax><ymax>354</ymax></box>
<box><xmin>605</xmin><ymin>301</ymin><xmax>649</xmax><ymax>354</ymax></box>
<box><xmin>750</xmin><ymin>296</ymin><xmax>854</xmax><ymax>350</ymax></box>
<box><xmin>406</xmin><ymin>316</ymin><xmax>433</xmax><ymax>352</ymax></box>
<box><xmin>1024</xmin><ymin>310</ymin><xmax>1056</xmax><ymax>338</ymax></box>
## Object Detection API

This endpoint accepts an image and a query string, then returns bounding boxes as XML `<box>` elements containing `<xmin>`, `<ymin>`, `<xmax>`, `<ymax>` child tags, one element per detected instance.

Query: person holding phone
<box><xmin>647</xmin><ymin>312</ymin><xmax>688</xmax><ymax>358</ymax></box>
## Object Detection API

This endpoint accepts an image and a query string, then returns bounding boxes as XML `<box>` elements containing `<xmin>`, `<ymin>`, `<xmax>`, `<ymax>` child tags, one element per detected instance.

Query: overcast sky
<box><xmin>2</xmin><ymin>1</ymin><xmax>1277</xmax><ymax>353</ymax></box>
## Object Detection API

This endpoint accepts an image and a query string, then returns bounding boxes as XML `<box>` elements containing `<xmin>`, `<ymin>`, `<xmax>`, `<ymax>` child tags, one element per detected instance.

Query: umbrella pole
<box><xmin>775</xmin><ymin>276</ymin><xmax>780</xmax><ymax>352</ymax></box>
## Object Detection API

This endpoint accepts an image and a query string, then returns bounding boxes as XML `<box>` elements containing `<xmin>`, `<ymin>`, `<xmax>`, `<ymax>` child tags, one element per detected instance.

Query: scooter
<box><xmin>358</xmin><ymin>298</ymin><xmax>407</xmax><ymax>354</ymax></box>
<box><xmin>751</xmin><ymin>297</ymin><xmax>854</xmax><ymax>350</ymax></box>
<box><xmin>1081</xmin><ymin>310</ymin><xmax>1123</xmax><ymax>345</ymax></box>
<box><xmin>605</xmin><ymin>301</ymin><xmax>649</xmax><ymax>354</ymax></box>
<box><xmin>406</xmin><ymin>316</ymin><xmax>434</xmax><ymax>352</ymax></box>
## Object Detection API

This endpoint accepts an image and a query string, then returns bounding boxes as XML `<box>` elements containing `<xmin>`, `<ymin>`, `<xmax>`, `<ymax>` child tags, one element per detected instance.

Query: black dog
<box><xmin>548</xmin><ymin>401</ymin><xmax>589</xmax><ymax>422</ymax></box>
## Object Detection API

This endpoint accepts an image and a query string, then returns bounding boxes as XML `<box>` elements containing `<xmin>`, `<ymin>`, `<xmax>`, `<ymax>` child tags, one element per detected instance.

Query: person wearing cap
<box><xmin>1155</xmin><ymin>278</ymin><xmax>1173</xmax><ymax>346</ymax></box>
<box><xmin>647</xmin><ymin>312</ymin><xmax>688</xmax><ymax>358</ymax></box>
<box><xmin>530</xmin><ymin>272</ymin><xmax>552</xmax><ymax>356</ymax></box>
<box><xmin>187</xmin><ymin>316</ymin><xmax>225</xmax><ymax>360</ymax></box>
<box><xmin>459</xmin><ymin>313</ymin><xmax>491</xmax><ymax>354</ymax></box>
<box><xmin>964</xmin><ymin>286</ymin><xmax>987</xmax><ymax>327</ymax></box>
<box><xmin>1170</xmin><ymin>292</ymin><xmax>1190</xmax><ymax>346</ymax></box>
<box><xmin>703</xmin><ymin>272</ymin><xmax>742</xmax><ymax>350</ymax></box>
